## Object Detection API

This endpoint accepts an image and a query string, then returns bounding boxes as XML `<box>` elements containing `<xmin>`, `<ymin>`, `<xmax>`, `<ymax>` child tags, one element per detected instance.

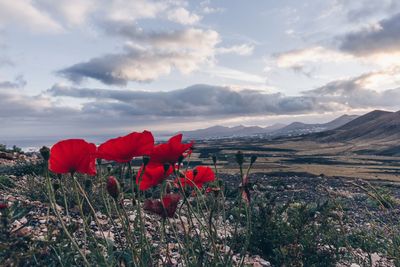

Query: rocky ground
<box><xmin>1</xmin><ymin>152</ymin><xmax>400</xmax><ymax>266</ymax></box>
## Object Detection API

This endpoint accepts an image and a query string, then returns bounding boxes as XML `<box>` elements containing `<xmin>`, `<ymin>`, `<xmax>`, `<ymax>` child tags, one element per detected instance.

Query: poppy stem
<box><xmin>59</xmin><ymin>176</ymin><xmax>69</xmax><ymax>218</ymax></box>
<box><xmin>71</xmin><ymin>174</ymin><xmax>111</xmax><ymax>267</ymax></box>
<box><xmin>127</xmin><ymin>161</ymin><xmax>136</xmax><ymax>206</ymax></box>
<box><xmin>112</xmin><ymin>199</ymin><xmax>140</xmax><ymax>266</ymax></box>
<box><xmin>44</xmin><ymin>170</ymin><xmax>90</xmax><ymax>266</ymax></box>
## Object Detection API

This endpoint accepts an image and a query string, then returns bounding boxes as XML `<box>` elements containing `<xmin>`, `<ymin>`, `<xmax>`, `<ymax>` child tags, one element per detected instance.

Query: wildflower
<box><xmin>177</xmin><ymin>166</ymin><xmax>215</xmax><ymax>188</ymax></box>
<box><xmin>143</xmin><ymin>194</ymin><xmax>180</xmax><ymax>218</ymax></box>
<box><xmin>212</xmin><ymin>154</ymin><xmax>217</xmax><ymax>165</ymax></box>
<box><xmin>250</xmin><ymin>155</ymin><xmax>257</xmax><ymax>165</ymax></box>
<box><xmin>136</xmin><ymin>163</ymin><xmax>173</xmax><ymax>190</ymax></box>
<box><xmin>235</xmin><ymin>151</ymin><xmax>244</xmax><ymax>166</ymax></box>
<box><xmin>49</xmin><ymin>139</ymin><xmax>97</xmax><ymax>175</ymax></box>
<box><xmin>0</xmin><ymin>203</ymin><xmax>8</xmax><ymax>209</ymax></box>
<box><xmin>149</xmin><ymin>134</ymin><xmax>193</xmax><ymax>165</ymax></box>
<box><xmin>97</xmin><ymin>131</ymin><xmax>154</xmax><ymax>163</ymax></box>
<box><xmin>106</xmin><ymin>176</ymin><xmax>120</xmax><ymax>199</ymax></box>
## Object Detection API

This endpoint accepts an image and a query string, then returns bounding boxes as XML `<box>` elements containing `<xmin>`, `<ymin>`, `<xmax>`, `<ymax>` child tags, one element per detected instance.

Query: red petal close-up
<box><xmin>136</xmin><ymin>163</ymin><xmax>173</xmax><ymax>190</ymax></box>
<box><xmin>49</xmin><ymin>139</ymin><xmax>97</xmax><ymax>176</ymax></box>
<box><xmin>143</xmin><ymin>194</ymin><xmax>181</xmax><ymax>218</ymax></box>
<box><xmin>97</xmin><ymin>130</ymin><xmax>154</xmax><ymax>163</ymax></box>
<box><xmin>178</xmin><ymin>166</ymin><xmax>215</xmax><ymax>188</ymax></box>
<box><xmin>149</xmin><ymin>134</ymin><xmax>193</xmax><ymax>165</ymax></box>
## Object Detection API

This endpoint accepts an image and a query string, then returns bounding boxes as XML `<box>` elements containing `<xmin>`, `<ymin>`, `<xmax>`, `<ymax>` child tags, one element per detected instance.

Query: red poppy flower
<box><xmin>150</xmin><ymin>134</ymin><xmax>193</xmax><ymax>165</ymax></box>
<box><xmin>106</xmin><ymin>176</ymin><xmax>120</xmax><ymax>199</ymax></box>
<box><xmin>49</xmin><ymin>139</ymin><xmax>97</xmax><ymax>175</ymax></box>
<box><xmin>0</xmin><ymin>203</ymin><xmax>8</xmax><ymax>209</ymax></box>
<box><xmin>136</xmin><ymin>163</ymin><xmax>173</xmax><ymax>190</ymax></box>
<box><xmin>143</xmin><ymin>194</ymin><xmax>180</xmax><ymax>218</ymax></box>
<box><xmin>177</xmin><ymin>166</ymin><xmax>215</xmax><ymax>188</ymax></box>
<box><xmin>97</xmin><ymin>131</ymin><xmax>154</xmax><ymax>163</ymax></box>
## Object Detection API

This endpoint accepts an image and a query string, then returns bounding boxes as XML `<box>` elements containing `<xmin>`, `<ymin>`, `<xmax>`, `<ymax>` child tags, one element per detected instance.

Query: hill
<box><xmin>180</xmin><ymin>114</ymin><xmax>358</xmax><ymax>140</ymax></box>
<box><xmin>180</xmin><ymin>123</ymin><xmax>285</xmax><ymax>139</ymax></box>
<box><xmin>272</xmin><ymin>114</ymin><xmax>358</xmax><ymax>137</ymax></box>
<box><xmin>315</xmin><ymin>110</ymin><xmax>400</xmax><ymax>142</ymax></box>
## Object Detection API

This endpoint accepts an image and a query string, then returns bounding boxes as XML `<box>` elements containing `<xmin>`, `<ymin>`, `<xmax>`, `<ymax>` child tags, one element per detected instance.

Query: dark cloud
<box><xmin>58</xmin><ymin>24</ymin><xmax>219</xmax><ymax>85</ymax></box>
<box><xmin>49</xmin><ymin>84</ymin><xmax>327</xmax><ymax>117</ymax></box>
<box><xmin>339</xmin><ymin>12</ymin><xmax>400</xmax><ymax>55</ymax></box>
<box><xmin>3</xmin><ymin>79</ymin><xmax>400</xmax><ymax>140</ymax></box>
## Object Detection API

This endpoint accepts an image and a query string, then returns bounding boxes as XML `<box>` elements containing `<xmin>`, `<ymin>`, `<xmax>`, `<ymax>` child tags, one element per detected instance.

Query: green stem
<box><xmin>45</xmin><ymin>171</ymin><xmax>90</xmax><ymax>266</ymax></box>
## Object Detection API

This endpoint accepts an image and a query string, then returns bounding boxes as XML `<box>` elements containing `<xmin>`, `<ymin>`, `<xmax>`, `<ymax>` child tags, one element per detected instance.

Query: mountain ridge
<box><xmin>179</xmin><ymin>114</ymin><xmax>358</xmax><ymax>139</ymax></box>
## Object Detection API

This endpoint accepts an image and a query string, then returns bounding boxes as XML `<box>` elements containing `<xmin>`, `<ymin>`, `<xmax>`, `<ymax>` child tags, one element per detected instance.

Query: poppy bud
<box><xmin>163</xmin><ymin>163</ymin><xmax>170</xmax><ymax>173</ymax></box>
<box><xmin>107</xmin><ymin>164</ymin><xmax>112</xmax><ymax>173</ymax></box>
<box><xmin>40</xmin><ymin>146</ymin><xmax>50</xmax><ymax>161</ymax></box>
<box><xmin>143</xmin><ymin>155</ymin><xmax>150</xmax><ymax>166</ymax></box>
<box><xmin>235</xmin><ymin>151</ymin><xmax>244</xmax><ymax>166</ymax></box>
<box><xmin>212</xmin><ymin>154</ymin><xmax>217</xmax><ymax>165</ymax></box>
<box><xmin>143</xmin><ymin>194</ymin><xmax>180</xmax><ymax>218</ymax></box>
<box><xmin>250</xmin><ymin>155</ymin><xmax>257</xmax><ymax>165</ymax></box>
<box><xmin>106</xmin><ymin>176</ymin><xmax>120</xmax><ymax>199</ymax></box>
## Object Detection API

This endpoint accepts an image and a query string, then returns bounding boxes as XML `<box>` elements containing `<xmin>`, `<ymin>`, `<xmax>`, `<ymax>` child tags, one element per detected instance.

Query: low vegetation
<box><xmin>0</xmin><ymin>132</ymin><xmax>399</xmax><ymax>266</ymax></box>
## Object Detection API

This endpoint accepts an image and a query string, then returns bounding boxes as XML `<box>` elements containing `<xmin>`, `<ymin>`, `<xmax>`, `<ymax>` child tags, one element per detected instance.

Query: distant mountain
<box><xmin>314</xmin><ymin>110</ymin><xmax>400</xmax><ymax>142</ymax></box>
<box><xmin>271</xmin><ymin>115</ymin><xmax>359</xmax><ymax>137</ymax></box>
<box><xmin>180</xmin><ymin>123</ymin><xmax>285</xmax><ymax>139</ymax></box>
<box><xmin>180</xmin><ymin>114</ymin><xmax>358</xmax><ymax>140</ymax></box>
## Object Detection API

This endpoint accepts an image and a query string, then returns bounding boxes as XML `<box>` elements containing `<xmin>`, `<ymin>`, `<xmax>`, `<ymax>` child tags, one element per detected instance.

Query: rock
<box><xmin>259</xmin><ymin>259</ymin><xmax>271</xmax><ymax>266</ymax></box>
<box><xmin>14</xmin><ymin>226</ymin><xmax>32</xmax><ymax>237</ymax></box>
<box><xmin>0</xmin><ymin>152</ymin><xmax>14</xmax><ymax>160</ymax></box>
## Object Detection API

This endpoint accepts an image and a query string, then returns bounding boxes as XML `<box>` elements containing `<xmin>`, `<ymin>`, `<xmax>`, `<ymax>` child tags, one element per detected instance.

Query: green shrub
<box><xmin>0</xmin><ymin>175</ymin><xmax>15</xmax><ymax>189</ymax></box>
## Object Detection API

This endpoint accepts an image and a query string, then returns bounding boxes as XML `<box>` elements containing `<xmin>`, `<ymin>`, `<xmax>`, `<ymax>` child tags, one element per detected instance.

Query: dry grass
<box><xmin>192</xmin><ymin>138</ymin><xmax>400</xmax><ymax>181</ymax></box>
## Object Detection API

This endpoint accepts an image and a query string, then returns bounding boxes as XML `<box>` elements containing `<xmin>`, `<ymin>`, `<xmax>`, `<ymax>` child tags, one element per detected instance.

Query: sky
<box><xmin>2</xmin><ymin>0</ymin><xmax>400</xmax><ymax>145</ymax></box>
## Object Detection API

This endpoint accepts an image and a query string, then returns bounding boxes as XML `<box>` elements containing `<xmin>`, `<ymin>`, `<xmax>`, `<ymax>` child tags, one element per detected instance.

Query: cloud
<box><xmin>48</xmin><ymin>84</ymin><xmax>327</xmax><ymax>117</ymax></box>
<box><xmin>0</xmin><ymin>0</ymin><xmax>63</xmax><ymax>32</ymax></box>
<box><xmin>339</xmin><ymin>12</ymin><xmax>400</xmax><ymax>56</ymax></box>
<box><xmin>217</xmin><ymin>44</ymin><xmax>254</xmax><ymax>56</ymax></box>
<box><xmin>201</xmin><ymin>66</ymin><xmax>266</xmax><ymax>84</ymax></box>
<box><xmin>3</xmin><ymin>75</ymin><xmax>400</xmax><ymax>139</ymax></box>
<box><xmin>34</xmin><ymin>0</ymin><xmax>95</xmax><ymax>26</ymax></box>
<box><xmin>48</xmin><ymin>70</ymin><xmax>400</xmax><ymax>121</ymax></box>
<box><xmin>167</xmin><ymin>7</ymin><xmax>201</xmax><ymax>25</ymax></box>
<box><xmin>303</xmin><ymin>70</ymin><xmax>400</xmax><ymax>108</ymax></box>
<box><xmin>275</xmin><ymin>46</ymin><xmax>353</xmax><ymax>69</ymax></box>
<box><xmin>59</xmin><ymin>27</ymin><xmax>220</xmax><ymax>85</ymax></box>
<box><xmin>0</xmin><ymin>76</ymin><xmax>26</xmax><ymax>89</ymax></box>
<box><xmin>107</xmin><ymin>0</ymin><xmax>167</xmax><ymax>22</ymax></box>
<box><xmin>343</xmin><ymin>0</ymin><xmax>400</xmax><ymax>22</ymax></box>
<box><xmin>200</xmin><ymin>0</ymin><xmax>224</xmax><ymax>14</ymax></box>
